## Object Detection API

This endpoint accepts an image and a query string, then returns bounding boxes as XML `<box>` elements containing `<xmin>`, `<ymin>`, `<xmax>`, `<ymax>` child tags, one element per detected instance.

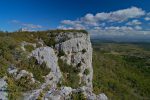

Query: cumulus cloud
<box><xmin>59</xmin><ymin>7</ymin><xmax>145</xmax><ymax>29</ymax></box>
<box><xmin>60</xmin><ymin>20</ymin><xmax>85</xmax><ymax>30</ymax></box>
<box><xmin>126</xmin><ymin>20</ymin><xmax>142</xmax><ymax>25</ymax></box>
<box><xmin>11</xmin><ymin>20</ymin><xmax>42</xmax><ymax>29</ymax></box>
<box><xmin>134</xmin><ymin>26</ymin><xmax>142</xmax><ymax>30</ymax></box>
<box><xmin>144</xmin><ymin>17</ymin><xmax>150</xmax><ymax>21</ymax></box>
<box><xmin>58</xmin><ymin>6</ymin><xmax>150</xmax><ymax>37</ymax></box>
<box><xmin>81</xmin><ymin>7</ymin><xmax>145</xmax><ymax>26</ymax></box>
<box><xmin>105</xmin><ymin>26</ymin><xmax>133</xmax><ymax>31</ymax></box>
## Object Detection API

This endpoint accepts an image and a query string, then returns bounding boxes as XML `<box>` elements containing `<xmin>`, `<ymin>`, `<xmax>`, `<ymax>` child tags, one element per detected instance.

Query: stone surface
<box><xmin>55</xmin><ymin>33</ymin><xmax>93</xmax><ymax>89</ymax></box>
<box><xmin>0</xmin><ymin>78</ymin><xmax>8</xmax><ymax>100</ymax></box>
<box><xmin>2</xmin><ymin>31</ymin><xmax>108</xmax><ymax>100</ymax></box>
<box><xmin>60</xmin><ymin>86</ymin><xmax>72</xmax><ymax>96</ymax></box>
<box><xmin>97</xmin><ymin>93</ymin><xmax>108</xmax><ymax>100</ymax></box>
<box><xmin>21</xmin><ymin>41</ymin><xmax>36</xmax><ymax>51</ymax></box>
<box><xmin>29</xmin><ymin>47</ymin><xmax>62</xmax><ymax>85</ymax></box>
<box><xmin>8</xmin><ymin>66</ymin><xmax>36</xmax><ymax>84</ymax></box>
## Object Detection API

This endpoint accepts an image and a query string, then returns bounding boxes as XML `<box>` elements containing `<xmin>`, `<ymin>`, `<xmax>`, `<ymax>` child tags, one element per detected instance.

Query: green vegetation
<box><xmin>0</xmin><ymin>36</ymin><xmax>17</xmax><ymax>78</ymax></box>
<box><xmin>24</xmin><ymin>45</ymin><xmax>34</xmax><ymax>52</ymax></box>
<box><xmin>17</xmin><ymin>57</ymin><xmax>51</xmax><ymax>83</ymax></box>
<box><xmin>82</xmin><ymin>49</ymin><xmax>87</xmax><ymax>54</ymax></box>
<box><xmin>0</xmin><ymin>30</ymin><xmax>87</xmax><ymax>99</ymax></box>
<box><xmin>47</xmin><ymin>29</ymin><xmax>88</xmax><ymax>34</ymax></box>
<box><xmin>71</xmin><ymin>92</ymin><xmax>86</xmax><ymax>100</ymax></box>
<box><xmin>92</xmin><ymin>42</ymin><xmax>150</xmax><ymax>100</ymax></box>
<box><xmin>84</xmin><ymin>68</ymin><xmax>90</xmax><ymax>75</ymax></box>
<box><xmin>58</xmin><ymin>50</ymin><xmax>65</xmax><ymax>57</ymax></box>
<box><xmin>58</xmin><ymin>58</ymin><xmax>80</xmax><ymax>88</ymax></box>
<box><xmin>7</xmin><ymin>76</ymin><xmax>22</xmax><ymax>100</ymax></box>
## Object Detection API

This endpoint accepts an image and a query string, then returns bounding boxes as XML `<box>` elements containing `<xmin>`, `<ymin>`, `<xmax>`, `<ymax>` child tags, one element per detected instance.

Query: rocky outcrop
<box><xmin>0</xmin><ymin>78</ymin><xmax>8</xmax><ymax>100</ymax></box>
<box><xmin>29</xmin><ymin>47</ymin><xmax>62</xmax><ymax>85</ymax></box>
<box><xmin>55</xmin><ymin>32</ymin><xmax>93</xmax><ymax>89</ymax></box>
<box><xmin>0</xmin><ymin>31</ymin><xmax>107</xmax><ymax>100</ymax></box>
<box><xmin>24</xmin><ymin>31</ymin><xmax>107</xmax><ymax>100</ymax></box>
<box><xmin>7</xmin><ymin>65</ymin><xmax>36</xmax><ymax>84</ymax></box>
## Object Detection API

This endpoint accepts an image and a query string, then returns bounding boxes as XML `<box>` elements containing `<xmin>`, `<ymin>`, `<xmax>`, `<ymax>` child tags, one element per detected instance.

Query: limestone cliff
<box><xmin>0</xmin><ymin>30</ymin><xmax>107</xmax><ymax>100</ymax></box>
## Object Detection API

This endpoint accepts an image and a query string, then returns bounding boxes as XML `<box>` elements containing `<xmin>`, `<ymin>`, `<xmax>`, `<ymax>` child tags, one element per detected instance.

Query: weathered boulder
<box><xmin>29</xmin><ymin>47</ymin><xmax>62</xmax><ymax>85</ymax></box>
<box><xmin>8</xmin><ymin>66</ymin><xmax>36</xmax><ymax>84</ymax></box>
<box><xmin>97</xmin><ymin>93</ymin><xmax>108</xmax><ymax>100</ymax></box>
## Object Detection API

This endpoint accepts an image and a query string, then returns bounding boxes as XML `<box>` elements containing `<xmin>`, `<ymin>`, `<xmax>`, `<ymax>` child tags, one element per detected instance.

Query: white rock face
<box><xmin>23</xmin><ymin>32</ymin><xmax>107</xmax><ymax>100</ymax></box>
<box><xmin>20</xmin><ymin>41</ymin><xmax>36</xmax><ymax>51</ymax></box>
<box><xmin>55</xmin><ymin>33</ymin><xmax>93</xmax><ymax>89</ymax></box>
<box><xmin>0</xmin><ymin>78</ymin><xmax>8</xmax><ymax>100</ymax></box>
<box><xmin>8</xmin><ymin>66</ymin><xmax>36</xmax><ymax>84</ymax></box>
<box><xmin>97</xmin><ymin>93</ymin><xmax>108</xmax><ymax>100</ymax></box>
<box><xmin>29</xmin><ymin>47</ymin><xmax>62</xmax><ymax>85</ymax></box>
<box><xmin>60</xmin><ymin>86</ymin><xmax>72</xmax><ymax>96</ymax></box>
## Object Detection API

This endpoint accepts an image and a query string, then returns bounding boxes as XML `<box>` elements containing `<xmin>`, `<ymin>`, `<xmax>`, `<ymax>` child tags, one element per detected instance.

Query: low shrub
<box><xmin>84</xmin><ymin>68</ymin><xmax>90</xmax><ymax>75</ymax></box>
<box><xmin>58</xmin><ymin>58</ymin><xmax>80</xmax><ymax>88</ymax></box>
<box><xmin>71</xmin><ymin>92</ymin><xmax>86</xmax><ymax>100</ymax></box>
<box><xmin>24</xmin><ymin>45</ymin><xmax>34</xmax><ymax>52</ymax></box>
<box><xmin>82</xmin><ymin>49</ymin><xmax>87</xmax><ymax>54</ymax></box>
<box><xmin>17</xmin><ymin>57</ymin><xmax>51</xmax><ymax>83</ymax></box>
<box><xmin>58</xmin><ymin>50</ymin><xmax>65</xmax><ymax>57</ymax></box>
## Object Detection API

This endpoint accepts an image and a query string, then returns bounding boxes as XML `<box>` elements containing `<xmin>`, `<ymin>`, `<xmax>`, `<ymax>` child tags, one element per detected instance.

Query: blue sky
<box><xmin>0</xmin><ymin>0</ymin><xmax>150</xmax><ymax>39</ymax></box>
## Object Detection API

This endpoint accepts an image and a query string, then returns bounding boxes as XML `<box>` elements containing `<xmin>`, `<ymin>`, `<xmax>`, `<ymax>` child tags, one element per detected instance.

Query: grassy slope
<box><xmin>92</xmin><ymin>43</ymin><xmax>150</xmax><ymax>100</ymax></box>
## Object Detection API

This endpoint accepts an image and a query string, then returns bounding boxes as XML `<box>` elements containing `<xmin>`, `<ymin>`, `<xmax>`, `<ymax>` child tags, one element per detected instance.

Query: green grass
<box><xmin>92</xmin><ymin>43</ymin><xmax>150</xmax><ymax>100</ymax></box>
<box><xmin>24</xmin><ymin>45</ymin><xmax>34</xmax><ymax>52</ymax></box>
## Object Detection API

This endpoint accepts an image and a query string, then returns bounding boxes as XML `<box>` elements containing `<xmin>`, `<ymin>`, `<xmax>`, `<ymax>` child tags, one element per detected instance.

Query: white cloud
<box><xmin>58</xmin><ymin>6</ymin><xmax>150</xmax><ymax>37</ymax></box>
<box><xmin>11</xmin><ymin>20</ymin><xmax>42</xmax><ymax>29</ymax></box>
<box><xmin>105</xmin><ymin>26</ymin><xmax>133</xmax><ymax>31</ymax></box>
<box><xmin>144</xmin><ymin>17</ymin><xmax>150</xmax><ymax>21</ymax></box>
<box><xmin>59</xmin><ymin>7</ymin><xmax>145</xmax><ymax>30</ymax></box>
<box><xmin>126</xmin><ymin>19</ymin><xmax>142</xmax><ymax>25</ymax></box>
<box><xmin>82</xmin><ymin>6</ymin><xmax>145</xmax><ymax>24</ymax></box>
<box><xmin>134</xmin><ymin>26</ymin><xmax>142</xmax><ymax>30</ymax></box>
<box><xmin>109</xmin><ymin>7</ymin><xmax>145</xmax><ymax>22</ymax></box>
<box><xmin>60</xmin><ymin>20</ymin><xmax>85</xmax><ymax>30</ymax></box>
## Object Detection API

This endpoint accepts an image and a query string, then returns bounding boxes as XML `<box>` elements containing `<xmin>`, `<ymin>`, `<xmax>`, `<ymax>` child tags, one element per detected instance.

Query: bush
<box><xmin>24</xmin><ymin>45</ymin><xmax>34</xmax><ymax>52</ymax></box>
<box><xmin>82</xmin><ymin>49</ymin><xmax>87</xmax><ymax>54</ymax></box>
<box><xmin>58</xmin><ymin>50</ymin><xmax>65</xmax><ymax>57</ymax></box>
<box><xmin>43</xmin><ymin>37</ymin><xmax>56</xmax><ymax>47</ymax></box>
<box><xmin>58</xmin><ymin>58</ymin><xmax>80</xmax><ymax>88</ymax></box>
<box><xmin>84</xmin><ymin>68</ymin><xmax>90</xmax><ymax>75</ymax></box>
<box><xmin>17</xmin><ymin>57</ymin><xmax>51</xmax><ymax>83</ymax></box>
<box><xmin>71</xmin><ymin>92</ymin><xmax>86</xmax><ymax>100</ymax></box>
<box><xmin>16</xmin><ymin>75</ymin><xmax>38</xmax><ymax>91</ymax></box>
<box><xmin>7</xmin><ymin>76</ymin><xmax>22</xmax><ymax>100</ymax></box>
